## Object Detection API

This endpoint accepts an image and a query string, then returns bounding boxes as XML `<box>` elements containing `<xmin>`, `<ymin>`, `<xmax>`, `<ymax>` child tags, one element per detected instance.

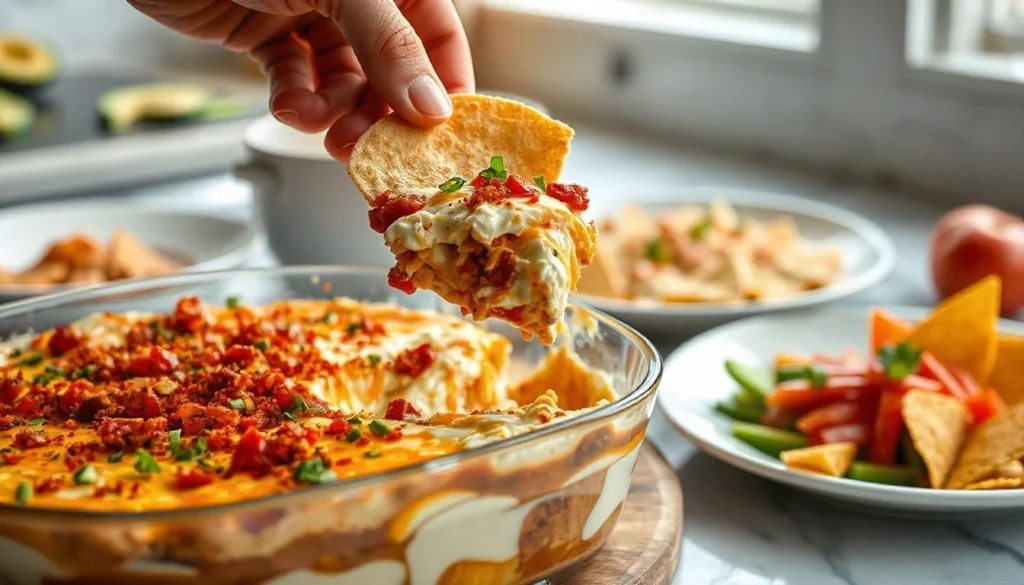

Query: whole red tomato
<box><xmin>930</xmin><ymin>205</ymin><xmax>1024</xmax><ymax>315</ymax></box>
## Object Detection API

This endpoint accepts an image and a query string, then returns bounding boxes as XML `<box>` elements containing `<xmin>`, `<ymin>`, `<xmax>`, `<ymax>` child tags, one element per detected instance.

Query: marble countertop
<box><xmin>22</xmin><ymin>122</ymin><xmax>1023</xmax><ymax>585</ymax></box>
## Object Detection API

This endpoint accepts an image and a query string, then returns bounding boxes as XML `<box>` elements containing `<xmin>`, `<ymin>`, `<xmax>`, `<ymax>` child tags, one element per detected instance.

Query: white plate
<box><xmin>659</xmin><ymin>305</ymin><xmax>1024</xmax><ymax>518</ymax></box>
<box><xmin>573</xmin><ymin>189</ymin><xmax>896</xmax><ymax>336</ymax></box>
<box><xmin>0</xmin><ymin>200</ymin><xmax>260</xmax><ymax>303</ymax></box>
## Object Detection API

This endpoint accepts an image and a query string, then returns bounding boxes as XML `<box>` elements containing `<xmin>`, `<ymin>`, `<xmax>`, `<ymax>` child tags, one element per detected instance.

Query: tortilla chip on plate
<box><xmin>576</xmin><ymin>236</ymin><xmax>628</xmax><ymax>299</ymax></box>
<box><xmin>347</xmin><ymin>94</ymin><xmax>574</xmax><ymax>202</ymax></box>
<box><xmin>902</xmin><ymin>390</ymin><xmax>967</xmax><ymax>488</ymax></box>
<box><xmin>906</xmin><ymin>275</ymin><xmax>1000</xmax><ymax>384</ymax></box>
<box><xmin>105</xmin><ymin>229</ymin><xmax>179</xmax><ymax>279</ymax></box>
<box><xmin>990</xmin><ymin>335</ymin><xmax>1024</xmax><ymax>406</ymax></box>
<box><xmin>947</xmin><ymin>401</ymin><xmax>1024</xmax><ymax>489</ymax></box>
<box><xmin>780</xmin><ymin>442</ymin><xmax>857</xmax><ymax>477</ymax></box>
<box><xmin>963</xmin><ymin>477</ymin><xmax>1023</xmax><ymax>490</ymax></box>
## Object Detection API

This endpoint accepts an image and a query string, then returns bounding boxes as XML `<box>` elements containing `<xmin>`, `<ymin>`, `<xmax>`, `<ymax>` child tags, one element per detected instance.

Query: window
<box><xmin>470</xmin><ymin>1</ymin><xmax>1024</xmax><ymax>210</ymax></box>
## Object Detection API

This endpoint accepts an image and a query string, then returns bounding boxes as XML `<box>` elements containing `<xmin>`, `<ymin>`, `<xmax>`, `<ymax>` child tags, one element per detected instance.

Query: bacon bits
<box><xmin>128</xmin><ymin>347</ymin><xmax>179</xmax><ymax>377</ymax></box>
<box><xmin>394</xmin><ymin>344</ymin><xmax>435</xmax><ymax>378</ymax></box>
<box><xmin>47</xmin><ymin>327</ymin><xmax>80</xmax><ymax>355</ymax></box>
<box><xmin>545</xmin><ymin>182</ymin><xmax>590</xmax><ymax>212</ymax></box>
<box><xmin>368</xmin><ymin>192</ymin><xmax>427</xmax><ymax>233</ymax></box>
<box><xmin>384</xmin><ymin>398</ymin><xmax>421</xmax><ymax>421</ymax></box>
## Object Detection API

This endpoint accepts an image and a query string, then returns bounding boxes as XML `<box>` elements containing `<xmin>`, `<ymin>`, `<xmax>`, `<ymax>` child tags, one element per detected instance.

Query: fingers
<box><xmin>399</xmin><ymin>0</ymin><xmax>475</xmax><ymax>95</ymax></box>
<box><xmin>250</xmin><ymin>32</ymin><xmax>320</xmax><ymax>131</ymax></box>
<box><xmin>324</xmin><ymin>89</ymin><xmax>390</xmax><ymax>161</ymax></box>
<box><xmin>302</xmin><ymin>17</ymin><xmax>367</xmax><ymax>130</ymax></box>
<box><xmin>322</xmin><ymin>0</ymin><xmax>453</xmax><ymax>127</ymax></box>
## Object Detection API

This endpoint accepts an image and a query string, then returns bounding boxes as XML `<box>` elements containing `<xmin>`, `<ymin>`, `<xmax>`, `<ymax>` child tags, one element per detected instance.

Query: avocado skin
<box><xmin>97</xmin><ymin>83</ymin><xmax>213</xmax><ymax>133</ymax></box>
<box><xmin>0</xmin><ymin>35</ymin><xmax>60</xmax><ymax>95</ymax></box>
<box><xmin>0</xmin><ymin>88</ymin><xmax>36</xmax><ymax>140</ymax></box>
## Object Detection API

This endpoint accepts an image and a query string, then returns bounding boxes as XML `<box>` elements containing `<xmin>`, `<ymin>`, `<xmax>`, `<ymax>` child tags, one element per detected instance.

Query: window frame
<box><xmin>468</xmin><ymin>0</ymin><xmax>1024</xmax><ymax>210</ymax></box>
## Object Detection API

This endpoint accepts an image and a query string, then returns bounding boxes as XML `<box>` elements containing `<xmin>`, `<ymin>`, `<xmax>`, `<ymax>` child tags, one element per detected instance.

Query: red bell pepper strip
<box><xmin>869</xmin><ymin>308</ymin><xmax>913</xmax><ymax>354</ymax></box>
<box><xmin>899</xmin><ymin>375</ymin><xmax>944</xmax><ymax>394</ymax></box>
<box><xmin>950</xmin><ymin>366</ymin><xmax>981</xmax><ymax>397</ymax></box>
<box><xmin>810</xmin><ymin>422</ymin><xmax>871</xmax><ymax>446</ymax></box>
<box><xmin>795</xmin><ymin>401</ymin><xmax>875</xmax><ymax>435</ymax></box>
<box><xmin>918</xmin><ymin>353</ymin><xmax>967</xmax><ymax>400</ymax></box>
<box><xmin>767</xmin><ymin>376</ymin><xmax>872</xmax><ymax>411</ymax></box>
<box><xmin>964</xmin><ymin>389</ymin><xmax>1007</xmax><ymax>425</ymax></box>
<box><xmin>868</xmin><ymin>390</ymin><xmax>905</xmax><ymax>465</ymax></box>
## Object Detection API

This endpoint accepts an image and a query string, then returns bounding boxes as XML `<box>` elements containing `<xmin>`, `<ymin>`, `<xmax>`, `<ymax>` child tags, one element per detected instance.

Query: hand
<box><xmin>128</xmin><ymin>0</ymin><xmax>475</xmax><ymax>159</ymax></box>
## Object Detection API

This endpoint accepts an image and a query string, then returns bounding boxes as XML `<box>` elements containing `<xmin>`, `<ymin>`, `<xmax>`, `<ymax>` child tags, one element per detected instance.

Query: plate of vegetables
<box><xmin>659</xmin><ymin>276</ymin><xmax>1024</xmax><ymax>517</ymax></box>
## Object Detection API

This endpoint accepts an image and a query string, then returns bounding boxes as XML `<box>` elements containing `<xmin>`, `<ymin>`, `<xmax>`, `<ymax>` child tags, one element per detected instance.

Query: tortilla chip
<box><xmin>990</xmin><ymin>335</ymin><xmax>1024</xmax><ymax>406</ymax></box>
<box><xmin>947</xmin><ymin>401</ymin><xmax>1024</xmax><ymax>489</ymax></box>
<box><xmin>907</xmin><ymin>275</ymin><xmax>1000</xmax><ymax>384</ymax></box>
<box><xmin>576</xmin><ymin>237</ymin><xmax>627</xmax><ymax>299</ymax></box>
<box><xmin>902</xmin><ymin>390</ymin><xmax>967</xmax><ymax>488</ymax></box>
<box><xmin>347</xmin><ymin>94</ymin><xmax>574</xmax><ymax>203</ymax></box>
<box><xmin>780</xmin><ymin>442</ymin><xmax>857</xmax><ymax>477</ymax></box>
<box><xmin>105</xmin><ymin>229</ymin><xmax>178</xmax><ymax>279</ymax></box>
<box><xmin>963</xmin><ymin>477</ymin><xmax>1023</xmax><ymax>490</ymax></box>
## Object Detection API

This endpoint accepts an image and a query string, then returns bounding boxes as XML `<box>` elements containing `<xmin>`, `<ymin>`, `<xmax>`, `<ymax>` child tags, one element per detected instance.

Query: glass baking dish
<box><xmin>0</xmin><ymin>267</ymin><xmax>661</xmax><ymax>585</ymax></box>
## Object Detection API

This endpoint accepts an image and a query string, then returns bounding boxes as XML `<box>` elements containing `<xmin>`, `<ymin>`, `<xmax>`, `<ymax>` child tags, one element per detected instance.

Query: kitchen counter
<box><xmin>52</xmin><ymin>122</ymin><xmax>1022</xmax><ymax>585</ymax></box>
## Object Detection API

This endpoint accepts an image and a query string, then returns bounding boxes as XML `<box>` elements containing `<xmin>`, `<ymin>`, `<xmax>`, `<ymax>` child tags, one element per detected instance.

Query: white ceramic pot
<box><xmin>235</xmin><ymin>94</ymin><xmax>548</xmax><ymax>267</ymax></box>
<box><xmin>235</xmin><ymin>116</ymin><xmax>394</xmax><ymax>267</ymax></box>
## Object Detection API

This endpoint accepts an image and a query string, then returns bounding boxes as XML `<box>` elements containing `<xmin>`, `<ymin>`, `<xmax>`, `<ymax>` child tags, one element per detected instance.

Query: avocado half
<box><xmin>0</xmin><ymin>88</ymin><xmax>36</xmax><ymax>140</ymax></box>
<box><xmin>98</xmin><ymin>83</ymin><xmax>213</xmax><ymax>133</ymax></box>
<box><xmin>0</xmin><ymin>34</ymin><xmax>59</xmax><ymax>93</ymax></box>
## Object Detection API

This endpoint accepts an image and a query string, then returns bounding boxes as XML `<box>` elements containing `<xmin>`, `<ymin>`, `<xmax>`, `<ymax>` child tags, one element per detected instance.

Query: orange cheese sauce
<box><xmin>0</xmin><ymin>297</ymin><xmax>518</xmax><ymax>512</ymax></box>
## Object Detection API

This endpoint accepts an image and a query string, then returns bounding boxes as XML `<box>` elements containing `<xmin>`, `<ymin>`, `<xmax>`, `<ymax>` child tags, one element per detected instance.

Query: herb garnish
<box><xmin>17</xmin><ymin>353</ymin><xmax>43</xmax><ymax>367</ymax></box>
<box><xmin>347</xmin><ymin>415</ymin><xmax>362</xmax><ymax>425</ymax></box>
<box><xmin>322</xmin><ymin>311</ymin><xmax>338</xmax><ymax>324</ymax></box>
<box><xmin>368</xmin><ymin>354</ymin><xmax>382</xmax><ymax>366</ymax></box>
<box><xmin>225</xmin><ymin>296</ymin><xmax>240</xmax><ymax>309</ymax></box>
<box><xmin>254</xmin><ymin>339</ymin><xmax>270</xmax><ymax>352</ymax></box>
<box><xmin>644</xmin><ymin>239</ymin><xmax>671</xmax><ymax>263</ymax></box>
<box><xmin>198</xmin><ymin>459</ymin><xmax>225</xmax><ymax>473</ymax></box>
<box><xmin>365</xmin><ymin>449</ymin><xmax>382</xmax><ymax>459</ymax></box>
<box><xmin>368</xmin><ymin>420</ymin><xmax>389</xmax><ymax>437</ymax></box>
<box><xmin>346</xmin><ymin>322</ymin><xmax>363</xmax><ymax>335</ymax></box>
<box><xmin>26</xmin><ymin>418</ymin><xmax>44</xmax><ymax>427</ymax></box>
<box><xmin>690</xmin><ymin>215</ymin><xmax>713</xmax><ymax>240</ymax></box>
<box><xmin>478</xmin><ymin>155</ymin><xmax>507</xmax><ymax>180</ymax></box>
<box><xmin>439</xmin><ymin>177</ymin><xmax>466</xmax><ymax>193</ymax></box>
<box><xmin>73</xmin><ymin>464</ymin><xmax>98</xmax><ymax>485</ymax></box>
<box><xmin>293</xmin><ymin>457</ymin><xmax>336</xmax><ymax>484</ymax></box>
<box><xmin>345</xmin><ymin>428</ymin><xmax>361</xmax><ymax>443</ymax></box>
<box><xmin>134</xmin><ymin>449</ymin><xmax>161</xmax><ymax>474</ymax></box>
<box><xmin>534</xmin><ymin>175</ymin><xmax>546</xmax><ymax>190</ymax></box>
<box><xmin>229</xmin><ymin>398</ymin><xmax>246</xmax><ymax>412</ymax></box>
<box><xmin>878</xmin><ymin>341</ymin><xmax>922</xmax><ymax>380</ymax></box>
<box><xmin>15</xmin><ymin>482</ymin><xmax>31</xmax><ymax>504</ymax></box>
<box><xmin>108</xmin><ymin>451</ymin><xmax>125</xmax><ymax>463</ymax></box>
<box><xmin>285</xmin><ymin>395</ymin><xmax>309</xmax><ymax>421</ymax></box>
<box><xmin>70</xmin><ymin>364</ymin><xmax>98</xmax><ymax>381</ymax></box>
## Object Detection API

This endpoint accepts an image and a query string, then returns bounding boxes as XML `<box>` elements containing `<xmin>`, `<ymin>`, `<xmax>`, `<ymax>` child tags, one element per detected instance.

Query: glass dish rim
<box><xmin>0</xmin><ymin>265</ymin><xmax>662</xmax><ymax>523</ymax></box>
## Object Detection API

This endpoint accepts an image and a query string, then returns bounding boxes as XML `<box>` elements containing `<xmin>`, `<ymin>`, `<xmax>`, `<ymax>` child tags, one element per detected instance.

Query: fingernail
<box><xmin>408</xmin><ymin>76</ymin><xmax>451</xmax><ymax>118</ymax></box>
<box><xmin>274</xmin><ymin>109</ymin><xmax>302</xmax><ymax>127</ymax></box>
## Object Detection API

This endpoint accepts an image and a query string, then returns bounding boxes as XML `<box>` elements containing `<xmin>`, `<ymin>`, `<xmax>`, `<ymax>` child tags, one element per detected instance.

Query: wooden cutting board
<box><xmin>563</xmin><ymin>445</ymin><xmax>683</xmax><ymax>585</ymax></box>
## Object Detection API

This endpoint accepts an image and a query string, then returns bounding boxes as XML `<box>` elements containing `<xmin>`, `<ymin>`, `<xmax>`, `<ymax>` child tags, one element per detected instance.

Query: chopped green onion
<box><xmin>345</xmin><ymin>428</ymin><xmax>361</xmax><ymax>443</ymax></box>
<box><xmin>225</xmin><ymin>296</ymin><xmax>239</xmax><ymax>309</ymax></box>
<box><xmin>108</xmin><ymin>451</ymin><xmax>124</xmax><ymax>463</ymax></box>
<box><xmin>534</xmin><ymin>175</ymin><xmax>546</xmax><ymax>190</ymax></box>
<box><xmin>346</xmin><ymin>322</ymin><xmax>362</xmax><ymax>335</ymax></box>
<box><xmin>365</xmin><ymin>449</ymin><xmax>382</xmax><ymax>459</ymax></box>
<box><xmin>293</xmin><ymin>457</ymin><xmax>337</xmax><ymax>484</ymax></box>
<box><xmin>15</xmin><ymin>482</ymin><xmax>32</xmax><ymax>504</ymax></box>
<box><xmin>71</xmin><ymin>364</ymin><xmax>98</xmax><ymax>380</ymax></box>
<box><xmin>134</xmin><ymin>449</ymin><xmax>161</xmax><ymax>474</ymax></box>
<box><xmin>644</xmin><ymin>239</ymin><xmax>671</xmax><ymax>263</ymax></box>
<box><xmin>322</xmin><ymin>312</ymin><xmax>338</xmax><ymax>324</ymax></box>
<box><xmin>438</xmin><ymin>177</ymin><xmax>466</xmax><ymax>193</ymax></box>
<box><xmin>197</xmin><ymin>459</ymin><xmax>225</xmax><ymax>473</ymax></box>
<box><xmin>288</xmin><ymin>395</ymin><xmax>309</xmax><ymax>419</ymax></box>
<box><xmin>478</xmin><ymin>155</ymin><xmax>508</xmax><ymax>180</ymax></box>
<box><xmin>26</xmin><ymin>418</ymin><xmax>44</xmax><ymax>427</ymax></box>
<box><xmin>369</xmin><ymin>420</ymin><xmax>389</xmax><ymax>437</ymax></box>
<box><xmin>17</xmin><ymin>354</ymin><xmax>43</xmax><ymax>367</ymax></box>
<box><xmin>73</xmin><ymin>464</ymin><xmax>98</xmax><ymax>485</ymax></box>
<box><xmin>168</xmin><ymin>429</ymin><xmax>182</xmax><ymax>448</ymax></box>
<box><xmin>229</xmin><ymin>398</ymin><xmax>246</xmax><ymax>412</ymax></box>
<box><xmin>254</xmin><ymin>339</ymin><xmax>270</xmax><ymax>351</ymax></box>
<box><xmin>347</xmin><ymin>415</ymin><xmax>362</xmax><ymax>425</ymax></box>
<box><xmin>690</xmin><ymin>215</ymin><xmax>713</xmax><ymax>240</ymax></box>
<box><xmin>368</xmin><ymin>354</ymin><xmax>382</xmax><ymax>366</ymax></box>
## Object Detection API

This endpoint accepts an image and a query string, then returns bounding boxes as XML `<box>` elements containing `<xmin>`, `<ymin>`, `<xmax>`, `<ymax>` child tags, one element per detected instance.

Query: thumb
<box><xmin>320</xmin><ymin>0</ymin><xmax>452</xmax><ymax>126</ymax></box>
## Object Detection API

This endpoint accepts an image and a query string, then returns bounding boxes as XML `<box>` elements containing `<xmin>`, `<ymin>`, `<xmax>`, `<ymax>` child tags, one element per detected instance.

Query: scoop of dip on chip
<box><xmin>347</xmin><ymin>94</ymin><xmax>597</xmax><ymax>345</ymax></box>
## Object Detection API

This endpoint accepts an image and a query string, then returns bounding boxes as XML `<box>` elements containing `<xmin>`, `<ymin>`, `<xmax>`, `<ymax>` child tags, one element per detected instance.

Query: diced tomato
<box><xmin>226</xmin><ymin>427</ymin><xmax>267</xmax><ymax>477</ymax></box>
<box><xmin>128</xmin><ymin>347</ymin><xmax>179</xmax><ymax>377</ymax></box>
<box><xmin>869</xmin><ymin>308</ymin><xmax>913</xmax><ymax>354</ymax></box>
<box><xmin>171</xmin><ymin>296</ymin><xmax>205</xmax><ymax>334</ymax></box>
<box><xmin>0</xmin><ymin>378</ymin><xmax>22</xmax><ymax>405</ymax></box>
<box><xmin>387</xmin><ymin>267</ymin><xmax>417</xmax><ymax>295</ymax></box>
<box><xmin>964</xmin><ymin>389</ymin><xmax>1007</xmax><ymax>425</ymax></box>
<box><xmin>14</xmin><ymin>396</ymin><xmax>40</xmax><ymax>416</ymax></box>
<box><xmin>325</xmin><ymin>418</ymin><xmax>352</xmax><ymax>437</ymax></box>
<box><xmin>174</xmin><ymin>467</ymin><xmax>216</xmax><ymax>490</ymax></box>
<box><xmin>48</xmin><ymin>326</ymin><xmax>80</xmax><ymax>355</ymax></box>
<box><xmin>384</xmin><ymin>398</ymin><xmax>422</xmax><ymax>421</ymax></box>
<box><xmin>868</xmin><ymin>391</ymin><xmax>904</xmax><ymax>465</ymax></box>
<box><xmin>766</xmin><ymin>376</ymin><xmax>873</xmax><ymax>412</ymax></box>
<box><xmin>470</xmin><ymin>176</ymin><xmax>503</xmax><ymax>189</ymax></box>
<box><xmin>545</xmin><ymin>182</ymin><xmax>590</xmax><ymax>212</ymax></box>
<box><xmin>795</xmin><ymin>401</ymin><xmax>874</xmax><ymax>434</ymax></box>
<box><xmin>222</xmin><ymin>345</ymin><xmax>257</xmax><ymax>368</ymax></box>
<box><xmin>368</xmin><ymin>192</ymin><xmax>427</xmax><ymax>233</ymax></box>
<box><xmin>504</xmin><ymin>175</ymin><xmax>532</xmax><ymax>195</ymax></box>
<box><xmin>950</xmin><ymin>367</ymin><xmax>981</xmax><ymax>397</ymax></box>
<box><xmin>918</xmin><ymin>353</ymin><xmax>967</xmax><ymax>400</ymax></box>
<box><xmin>810</xmin><ymin>422</ymin><xmax>871</xmax><ymax>446</ymax></box>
